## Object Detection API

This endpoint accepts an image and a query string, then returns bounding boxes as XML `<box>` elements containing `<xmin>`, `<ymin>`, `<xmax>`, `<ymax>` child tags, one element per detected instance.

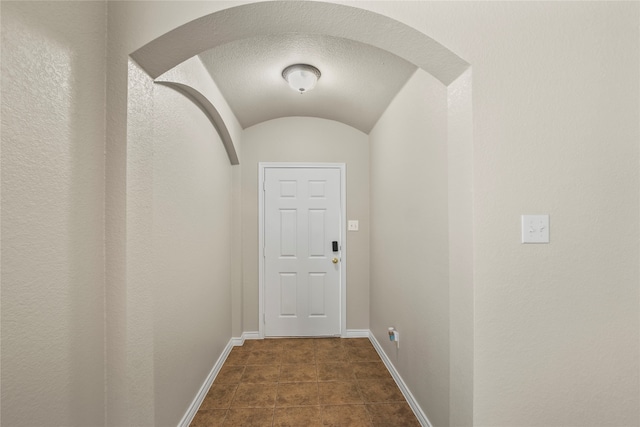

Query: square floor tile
<box><xmin>343</xmin><ymin>339</ymin><xmax>372</xmax><ymax>348</ymax></box>
<box><xmin>365</xmin><ymin>403</ymin><xmax>420</xmax><ymax>426</ymax></box>
<box><xmin>351</xmin><ymin>362</ymin><xmax>391</xmax><ymax>381</ymax></box>
<box><xmin>317</xmin><ymin>362</ymin><xmax>354</xmax><ymax>382</ymax></box>
<box><xmin>232</xmin><ymin>343</ymin><xmax>251</xmax><ymax>353</ymax></box>
<box><xmin>358</xmin><ymin>379</ymin><xmax>405</xmax><ymax>403</ymax></box>
<box><xmin>231</xmin><ymin>383</ymin><xmax>277</xmax><ymax>408</ymax></box>
<box><xmin>316</xmin><ymin>347</ymin><xmax>348</xmax><ymax>362</ymax></box>
<box><xmin>280</xmin><ymin>364</ymin><xmax>317</xmax><ymax>382</ymax></box>
<box><xmin>247</xmin><ymin>350</ymin><xmax>281</xmax><ymax>365</ymax></box>
<box><xmin>282</xmin><ymin>348</ymin><xmax>315</xmax><ymax>364</ymax></box>
<box><xmin>274</xmin><ymin>405</ymin><xmax>322</xmax><ymax>426</ymax></box>
<box><xmin>240</xmin><ymin>340</ymin><xmax>264</xmax><ymax>351</ymax></box>
<box><xmin>189</xmin><ymin>409</ymin><xmax>227</xmax><ymax>427</ymax></box>
<box><xmin>250</xmin><ymin>339</ymin><xmax>284</xmax><ymax>352</ymax></box>
<box><xmin>191</xmin><ymin>338</ymin><xmax>418</xmax><ymax>426</ymax></box>
<box><xmin>200</xmin><ymin>384</ymin><xmax>237</xmax><ymax>410</ymax></box>
<box><xmin>224</xmin><ymin>408</ymin><xmax>274</xmax><ymax>426</ymax></box>
<box><xmin>238</xmin><ymin>338</ymin><xmax>282</xmax><ymax>352</ymax></box>
<box><xmin>314</xmin><ymin>338</ymin><xmax>343</xmax><ymax>350</ymax></box>
<box><xmin>282</xmin><ymin>338</ymin><xmax>315</xmax><ymax>351</ymax></box>
<box><xmin>225</xmin><ymin>349</ymin><xmax>251</xmax><ymax>365</ymax></box>
<box><xmin>346</xmin><ymin>346</ymin><xmax>380</xmax><ymax>362</ymax></box>
<box><xmin>215</xmin><ymin>365</ymin><xmax>245</xmax><ymax>384</ymax></box>
<box><xmin>321</xmin><ymin>405</ymin><xmax>373</xmax><ymax>427</ymax></box>
<box><xmin>267</xmin><ymin>339</ymin><xmax>287</xmax><ymax>350</ymax></box>
<box><xmin>276</xmin><ymin>382</ymin><xmax>319</xmax><ymax>407</ymax></box>
<box><xmin>242</xmin><ymin>364</ymin><xmax>280</xmax><ymax>383</ymax></box>
<box><xmin>318</xmin><ymin>381</ymin><xmax>363</xmax><ymax>405</ymax></box>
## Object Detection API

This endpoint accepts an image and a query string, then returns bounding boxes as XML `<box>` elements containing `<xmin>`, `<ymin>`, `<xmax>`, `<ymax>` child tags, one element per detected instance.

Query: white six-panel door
<box><xmin>262</xmin><ymin>166</ymin><xmax>342</xmax><ymax>336</ymax></box>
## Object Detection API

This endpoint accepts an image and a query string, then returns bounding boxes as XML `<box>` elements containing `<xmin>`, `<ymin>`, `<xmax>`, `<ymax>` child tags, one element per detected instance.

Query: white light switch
<box><xmin>348</xmin><ymin>220</ymin><xmax>359</xmax><ymax>231</ymax></box>
<box><xmin>521</xmin><ymin>215</ymin><xmax>550</xmax><ymax>243</ymax></box>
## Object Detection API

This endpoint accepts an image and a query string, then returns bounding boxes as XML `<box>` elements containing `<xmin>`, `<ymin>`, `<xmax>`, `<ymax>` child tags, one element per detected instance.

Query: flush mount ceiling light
<box><xmin>282</xmin><ymin>64</ymin><xmax>321</xmax><ymax>94</ymax></box>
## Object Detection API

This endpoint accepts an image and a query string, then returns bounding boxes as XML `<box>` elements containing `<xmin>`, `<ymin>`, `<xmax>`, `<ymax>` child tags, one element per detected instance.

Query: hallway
<box><xmin>3</xmin><ymin>2</ymin><xmax>640</xmax><ymax>426</ymax></box>
<box><xmin>190</xmin><ymin>338</ymin><xmax>419</xmax><ymax>426</ymax></box>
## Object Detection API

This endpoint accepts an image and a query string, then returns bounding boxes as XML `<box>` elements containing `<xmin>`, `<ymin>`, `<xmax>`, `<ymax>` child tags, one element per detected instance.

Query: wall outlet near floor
<box><xmin>388</xmin><ymin>327</ymin><xmax>399</xmax><ymax>349</ymax></box>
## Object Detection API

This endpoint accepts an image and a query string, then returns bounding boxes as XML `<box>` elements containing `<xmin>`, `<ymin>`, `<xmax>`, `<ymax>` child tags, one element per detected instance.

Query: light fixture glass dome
<box><xmin>282</xmin><ymin>64</ymin><xmax>321</xmax><ymax>94</ymax></box>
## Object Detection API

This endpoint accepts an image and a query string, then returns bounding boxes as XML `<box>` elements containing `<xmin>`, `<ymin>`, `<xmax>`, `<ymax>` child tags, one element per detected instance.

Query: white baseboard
<box><xmin>345</xmin><ymin>329</ymin><xmax>371</xmax><ymax>338</ymax></box>
<box><xmin>178</xmin><ymin>339</ymin><xmax>234</xmax><ymax>427</ymax></box>
<box><xmin>179</xmin><ymin>330</ymin><xmax>430</xmax><ymax>427</ymax></box>
<box><xmin>243</xmin><ymin>331</ymin><xmax>261</xmax><ymax>340</ymax></box>
<box><xmin>231</xmin><ymin>331</ymin><xmax>261</xmax><ymax>347</ymax></box>
<box><xmin>368</xmin><ymin>332</ymin><xmax>432</xmax><ymax>427</ymax></box>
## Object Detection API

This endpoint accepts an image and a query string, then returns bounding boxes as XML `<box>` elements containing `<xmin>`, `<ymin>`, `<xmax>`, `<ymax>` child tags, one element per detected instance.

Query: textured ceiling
<box><xmin>199</xmin><ymin>34</ymin><xmax>417</xmax><ymax>134</ymax></box>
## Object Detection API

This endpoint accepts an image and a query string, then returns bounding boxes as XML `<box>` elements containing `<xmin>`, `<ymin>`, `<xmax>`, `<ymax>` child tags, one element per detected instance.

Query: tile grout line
<box><xmin>191</xmin><ymin>338</ymin><xmax>417</xmax><ymax>426</ymax></box>
<box><xmin>349</xmin><ymin>343</ymin><xmax>376</xmax><ymax>426</ymax></box>
<box><xmin>315</xmin><ymin>345</ymin><xmax>322</xmax><ymax>425</ymax></box>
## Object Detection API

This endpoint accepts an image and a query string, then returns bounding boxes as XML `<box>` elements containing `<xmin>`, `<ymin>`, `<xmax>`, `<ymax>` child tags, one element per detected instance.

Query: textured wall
<box><xmin>369</xmin><ymin>69</ymin><xmax>450</xmax><ymax>427</ymax></box>
<box><xmin>152</xmin><ymin>57</ymin><xmax>235</xmax><ymax>426</ymax></box>
<box><xmin>1</xmin><ymin>2</ymin><xmax>107</xmax><ymax>425</ymax></box>
<box><xmin>447</xmin><ymin>69</ymin><xmax>474</xmax><ymax>427</ymax></box>
<box><xmin>107</xmin><ymin>51</ymin><xmax>240</xmax><ymax>427</ymax></box>
<box><xmin>4</xmin><ymin>1</ymin><xmax>634</xmax><ymax>426</ymax></box>
<box><xmin>364</xmin><ymin>1</ymin><xmax>639</xmax><ymax>425</ymax></box>
<box><xmin>241</xmin><ymin>117</ymin><xmax>370</xmax><ymax>332</ymax></box>
<box><xmin>105</xmin><ymin>3</ymin><xmax>241</xmax><ymax>424</ymax></box>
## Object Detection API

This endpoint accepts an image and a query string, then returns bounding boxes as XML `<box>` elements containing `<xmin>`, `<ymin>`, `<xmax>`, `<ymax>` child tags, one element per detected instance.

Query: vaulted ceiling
<box><xmin>198</xmin><ymin>34</ymin><xmax>417</xmax><ymax>134</ymax></box>
<box><xmin>132</xmin><ymin>1</ymin><xmax>468</xmax><ymax>136</ymax></box>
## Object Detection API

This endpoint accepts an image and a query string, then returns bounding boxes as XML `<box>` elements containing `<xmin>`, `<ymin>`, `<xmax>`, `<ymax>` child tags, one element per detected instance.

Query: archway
<box><xmin>117</xmin><ymin>2</ymin><xmax>473</xmax><ymax>426</ymax></box>
<box><xmin>131</xmin><ymin>1</ymin><xmax>468</xmax><ymax>84</ymax></box>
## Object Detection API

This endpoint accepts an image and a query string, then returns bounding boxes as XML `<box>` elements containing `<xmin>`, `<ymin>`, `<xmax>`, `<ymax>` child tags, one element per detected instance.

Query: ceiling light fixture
<box><xmin>282</xmin><ymin>64</ymin><xmax>321</xmax><ymax>94</ymax></box>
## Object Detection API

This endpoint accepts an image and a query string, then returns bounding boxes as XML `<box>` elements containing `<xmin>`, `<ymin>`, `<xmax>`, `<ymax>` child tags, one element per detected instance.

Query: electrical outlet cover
<box><xmin>521</xmin><ymin>215</ymin><xmax>550</xmax><ymax>243</ymax></box>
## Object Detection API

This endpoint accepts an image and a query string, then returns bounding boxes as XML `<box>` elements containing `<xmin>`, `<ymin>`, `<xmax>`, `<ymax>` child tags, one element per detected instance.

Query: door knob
<box><xmin>332</xmin><ymin>258</ymin><xmax>339</xmax><ymax>264</ymax></box>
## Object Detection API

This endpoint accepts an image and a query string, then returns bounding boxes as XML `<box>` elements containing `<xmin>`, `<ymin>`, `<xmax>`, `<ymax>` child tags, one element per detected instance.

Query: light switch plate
<box><xmin>348</xmin><ymin>220</ymin><xmax>359</xmax><ymax>231</ymax></box>
<box><xmin>521</xmin><ymin>215</ymin><xmax>550</xmax><ymax>243</ymax></box>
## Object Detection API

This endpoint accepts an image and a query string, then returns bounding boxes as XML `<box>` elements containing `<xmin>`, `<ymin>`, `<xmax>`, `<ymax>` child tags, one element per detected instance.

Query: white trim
<box><xmin>339</xmin><ymin>165</ymin><xmax>347</xmax><ymax>337</ymax></box>
<box><xmin>178</xmin><ymin>338</ymin><xmax>234</xmax><ymax>427</ymax></box>
<box><xmin>180</xmin><ymin>331</ymin><xmax>431</xmax><ymax>427</ymax></box>
<box><xmin>244</xmin><ymin>331</ymin><xmax>261</xmax><ymax>342</ymax></box>
<box><xmin>231</xmin><ymin>331</ymin><xmax>261</xmax><ymax>347</ymax></box>
<box><xmin>258</xmin><ymin>163</ymin><xmax>265</xmax><ymax>338</ymax></box>
<box><xmin>369</xmin><ymin>333</ymin><xmax>433</xmax><ymax>427</ymax></box>
<box><xmin>243</xmin><ymin>331</ymin><xmax>261</xmax><ymax>340</ymax></box>
<box><xmin>258</xmin><ymin>162</ymin><xmax>347</xmax><ymax>338</ymax></box>
<box><xmin>345</xmin><ymin>329</ymin><xmax>370</xmax><ymax>338</ymax></box>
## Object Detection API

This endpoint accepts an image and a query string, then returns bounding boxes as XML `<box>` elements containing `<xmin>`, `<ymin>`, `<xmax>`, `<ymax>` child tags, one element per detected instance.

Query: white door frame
<box><xmin>259</xmin><ymin>162</ymin><xmax>347</xmax><ymax>338</ymax></box>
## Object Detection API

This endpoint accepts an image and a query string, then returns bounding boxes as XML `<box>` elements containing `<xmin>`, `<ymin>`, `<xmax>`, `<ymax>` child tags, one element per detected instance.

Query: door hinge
<box><xmin>263</xmin><ymin>313</ymin><xmax>266</xmax><ymax>324</ymax></box>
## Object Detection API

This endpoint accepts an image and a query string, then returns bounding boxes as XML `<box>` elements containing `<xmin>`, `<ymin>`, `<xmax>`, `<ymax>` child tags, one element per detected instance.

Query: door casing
<box><xmin>258</xmin><ymin>162</ymin><xmax>347</xmax><ymax>338</ymax></box>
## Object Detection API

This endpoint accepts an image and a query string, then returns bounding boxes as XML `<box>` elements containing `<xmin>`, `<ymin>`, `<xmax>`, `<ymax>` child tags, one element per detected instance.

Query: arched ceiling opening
<box><xmin>131</xmin><ymin>1</ymin><xmax>469</xmax><ymax>136</ymax></box>
<box><xmin>198</xmin><ymin>34</ymin><xmax>416</xmax><ymax>133</ymax></box>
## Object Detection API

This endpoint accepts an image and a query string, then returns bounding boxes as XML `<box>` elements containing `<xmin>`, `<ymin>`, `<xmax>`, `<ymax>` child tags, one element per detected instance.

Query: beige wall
<box><xmin>2</xmin><ymin>1</ymin><xmax>639</xmax><ymax>426</ymax></box>
<box><xmin>151</xmin><ymin>57</ymin><xmax>236</xmax><ymax>426</ymax></box>
<box><xmin>364</xmin><ymin>1</ymin><xmax>639</xmax><ymax>425</ymax></box>
<box><xmin>370</xmin><ymin>69</ymin><xmax>450</xmax><ymax>426</ymax></box>
<box><xmin>106</xmin><ymin>3</ymin><xmax>243</xmax><ymax>423</ymax></box>
<box><xmin>1</xmin><ymin>2</ymin><xmax>107</xmax><ymax>425</ymax></box>
<box><xmin>447</xmin><ymin>69</ymin><xmax>474</xmax><ymax>427</ymax></box>
<box><xmin>241</xmin><ymin>117</ymin><xmax>370</xmax><ymax>332</ymax></box>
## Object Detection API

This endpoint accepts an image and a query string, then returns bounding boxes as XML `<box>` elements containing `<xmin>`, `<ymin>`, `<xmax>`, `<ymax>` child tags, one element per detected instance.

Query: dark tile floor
<box><xmin>190</xmin><ymin>338</ymin><xmax>421</xmax><ymax>426</ymax></box>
